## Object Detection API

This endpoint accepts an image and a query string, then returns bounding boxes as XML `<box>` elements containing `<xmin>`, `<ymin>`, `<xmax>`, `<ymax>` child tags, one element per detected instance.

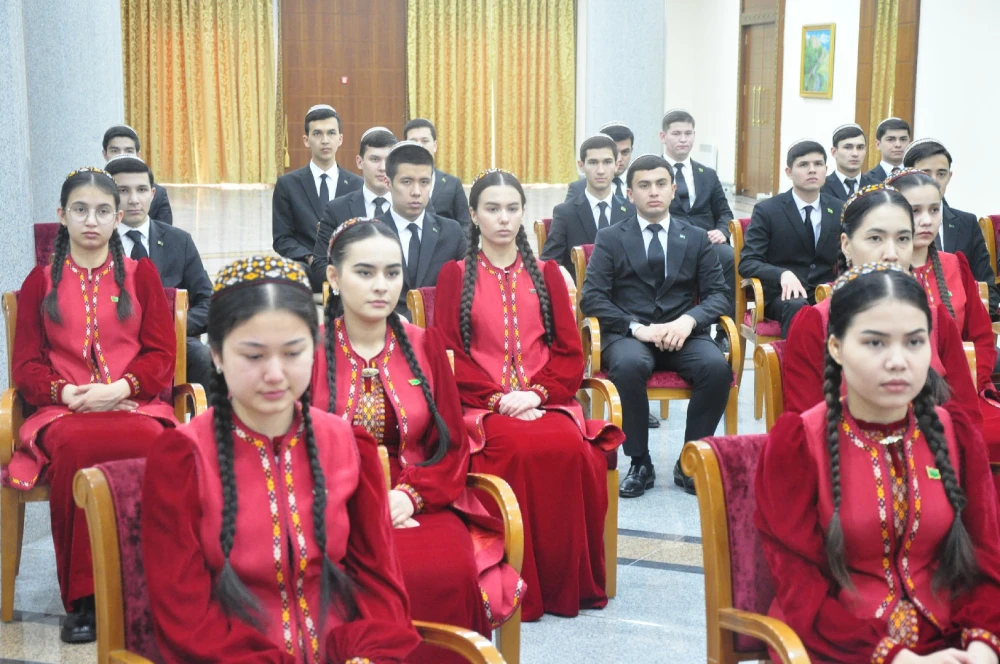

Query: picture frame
<box><xmin>800</xmin><ymin>24</ymin><xmax>836</xmax><ymax>99</ymax></box>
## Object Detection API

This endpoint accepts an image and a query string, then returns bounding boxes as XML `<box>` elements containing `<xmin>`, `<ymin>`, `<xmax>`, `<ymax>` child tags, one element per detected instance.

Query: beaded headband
<box><xmin>876</xmin><ymin>117</ymin><xmax>905</xmax><ymax>131</ymax></box>
<box><xmin>212</xmin><ymin>256</ymin><xmax>311</xmax><ymax>298</ymax></box>
<box><xmin>883</xmin><ymin>167</ymin><xmax>926</xmax><ymax>186</ymax></box>
<box><xmin>306</xmin><ymin>104</ymin><xmax>336</xmax><ymax>115</ymax></box>
<box><xmin>832</xmin><ymin>260</ymin><xmax>903</xmax><ymax>293</ymax></box>
<box><xmin>66</xmin><ymin>166</ymin><xmax>113</xmax><ymax>179</ymax></box>
<box><xmin>361</xmin><ymin>126</ymin><xmax>394</xmax><ymax>141</ymax></box>
<box><xmin>840</xmin><ymin>182</ymin><xmax>896</xmax><ymax>223</ymax></box>
<box><xmin>471</xmin><ymin>167</ymin><xmax>516</xmax><ymax>186</ymax></box>
<box><xmin>326</xmin><ymin>217</ymin><xmax>381</xmax><ymax>258</ymax></box>
<box><xmin>903</xmin><ymin>137</ymin><xmax>945</xmax><ymax>157</ymax></box>
<box><xmin>599</xmin><ymin>120</ymin><xmax>630</xmax><ymax>131</ymax></box>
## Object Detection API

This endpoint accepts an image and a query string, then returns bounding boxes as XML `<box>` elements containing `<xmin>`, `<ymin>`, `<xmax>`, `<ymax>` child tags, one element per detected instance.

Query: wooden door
<box><xmin>736</xmin><ymin>3</ymin><xmax>783</xmax><ymax>198</ymax></box>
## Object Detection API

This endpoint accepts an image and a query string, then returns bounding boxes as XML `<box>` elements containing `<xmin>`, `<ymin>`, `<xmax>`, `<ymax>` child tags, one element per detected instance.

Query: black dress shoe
<box><xmin>619</xmin><ymin>463</ymin><xmax>655</xmax><ymax>498</ymax></box>
<box><xmin>61</xmin><ymin>595</ymin><xmax>96</xmax><ymax>644</ymax></box>
<box><xmin>673</xmin><ymin>460</ymin><xmax>696</xmax><ymax>495</ymax></box>
<box><xmin>647</xmin><ymin>413</ymin><xmax>660</xmax><ymax>428</ymax></box>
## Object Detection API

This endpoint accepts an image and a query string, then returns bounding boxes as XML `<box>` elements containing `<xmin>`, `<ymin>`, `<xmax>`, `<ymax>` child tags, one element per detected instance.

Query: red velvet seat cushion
<box><xmin>541</xmin><ymin>218</ymin><xmax>552</xmax><ymax>234</ymax></box>
<box><xmin>419</xmin><ymin>286</ymin><xmax>436</xmax><ymax>328</ymax></box>
<box><xmin>742</xmin><ymin>311</ymin><xmax>781</xmax><ymax>338</ymax></box>
<box><xmin>593</xmin><ymin>370</ymin><xmax>736</xmax><ymax>389</ymax></box>
<box><xmin>33</xmin><ymin>223</ymin><xmax>60</xmax><ymax>268</ymax></box>
<box><xmin>739</xmin><ymin>217</ymin><xmax>751</xmax><ymax>233</ymax></box>
<box><xmin>581</xmin><ymin>244</ymin><xmax>595</xmax><ymax>263</ymax></box>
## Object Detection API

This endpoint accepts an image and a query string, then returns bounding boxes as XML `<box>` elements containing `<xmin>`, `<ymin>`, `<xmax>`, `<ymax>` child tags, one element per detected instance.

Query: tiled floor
<box><xmin>0</xmin><ymin>184</ymin><xmax>764</xmax><ymax>663</ymax></box>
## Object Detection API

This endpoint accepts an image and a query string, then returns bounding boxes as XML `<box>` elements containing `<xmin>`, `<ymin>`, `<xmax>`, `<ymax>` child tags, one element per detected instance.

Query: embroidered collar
<box><xmin>842</xmin><ymin>402</ymin><xmax>918</xmax><ymax>448</ymax></box>
<box><xmin>231</xmin><ymin>403</ymin><xmax>304</xmax><ymax>448</ymax></box>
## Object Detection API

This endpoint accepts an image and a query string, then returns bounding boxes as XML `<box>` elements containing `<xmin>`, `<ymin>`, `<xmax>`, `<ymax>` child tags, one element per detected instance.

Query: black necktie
<box><xmin>845</xmin><ymin>178</ymin><xmax>857</xmax><ymax>197</ymax></box>
<box><xmin>891</xmin><ymin>166</ymin><xmax>901</xmax><ymax>175</ymax></box>
<box><xmin>613</xmin><ymin>177</ymin><xmax>624</xmax><ymax>200</ymax></box>
<box><xmin>406</xmin><ymin>223</ymin><xmax>420</xmax><ymax>285</ymax></box>
<box><xmin>803</xmin><ymin>205</ymin><xmax>816</xmax><ymax>252</ymax></box>
<box><xmin>373</xmin><ymin>196</ymin><xmax>387</xmax><ymax>217</ymax></box>
<box><xmin>597</xmin><ymin>202</ymin><xmax>609</xmax><ymax>230</ymax></box>
<box><xmin>126</xmin><ymin>230</ymin><xmax>147</xmax><ymax>260</ymax></box>
<box><xmin>319</xmin><ymin>173</ymin><xmax>329</xmax><ymax>203</ymax></box>
<box><xmin>646</xmin><ymin>224</ymin><xmax>665</xmax><ymax>290</ymax></box>
<box><xmin>674</xmin><ymin>164</ymin><xmax>690</xmax><ymax>212</ymax></box>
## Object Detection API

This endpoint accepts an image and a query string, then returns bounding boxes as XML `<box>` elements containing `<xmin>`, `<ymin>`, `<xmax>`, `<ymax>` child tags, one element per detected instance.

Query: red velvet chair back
<box><xmin>991</xmin><ymin>215</ymin><xmax>1000</xmax><ymax>254</ymax></box>
<box><xmin>702</xmin><ymin>434</ymin><xmax>775</xmax><ymax>653</ymax></box>
<box><xmin>160</xmin><ymin>288</ymin><xmax>178</xmax><ymax>402</ymax></box>
<box><xmin>542</xmin><ymin>218</ymin><xmax>552</xmax><ymax>234</ymax></box>
<box><xmin>771</xmin><ymin>339</ymin><xmax>785</xmax><ymax>365</ymax></box>
<box><xmin>581</xmin><ymin>244</ymin><xmax>595</xmax><ymax>263</ymax></box>
<box><xmin>34</xmin><ymin>223</ymin><xmax>61</xmax><ymax>267</ymax></box>
<box><xmin>739</xmin><ymin>217</ymin><xmax>751</xmax><ymax>233</ymax></box>
<box><xmin>419</xmin><ymin>286</ymin><xmax>436</xmax><ymax>328</ymax></box>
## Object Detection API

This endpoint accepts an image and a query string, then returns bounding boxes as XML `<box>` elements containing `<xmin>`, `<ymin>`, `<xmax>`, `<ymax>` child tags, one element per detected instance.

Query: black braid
<box><xmin>43</xmin><ymin>226</ymin><xmax>71</xmax><ymax>324</ymax></box>
<box><xmin>927</xmin><ymin>243</ymin><xmax>955</xmax><ymax>318</ymax></box>
<box><xmin>209</xmin><ymin>370</ymin><xmax>265</xmax><ymax>629</ymax></box>
<box><xmin>836</xmin><ymin>248</ymin><xmax>849</xmax><ymax>276</ymax></box>
<box><xmin>459</xmin><ymin>223</ymin><xmax>480</xmax><ymax>354</ymax></box>
<box><xmin>107</xmin><ymin>230</ymin><xmax>133</xmax><ymax>321</ymax></box>
<box><xmin>387</xmin><ymin>314</ymin><xmax>450</xmax><ymax>465</ymax></box>
<box><xmin>911</xmin><ymin>376</ymin><xmax>979</xmax><ymax>595</ymax></box>
<box><xmin>822</xmin><ymin>349</ymin><xmax>853</xmax><ymax>591</ymax></box>
<box><xmin>300</xmin><ymin>388</ymin><xmax>360</xmax><ymax>620</ymax></box>
<box><xmin>323</xmin><ymin>296</ymin><xmax>338</xmax><ymax>412</ymax></box>
<box><xmin>514</xmin><ymin>226</ymin><xmax>553</xmax><ymax>347</ymax></box>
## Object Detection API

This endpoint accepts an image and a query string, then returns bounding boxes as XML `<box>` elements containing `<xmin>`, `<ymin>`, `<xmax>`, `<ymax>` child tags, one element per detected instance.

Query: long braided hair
<box><xmin>836</xmin><ymin>183</ymin><xmax>914</xmax><ymax>275</ymax></box>
<box><xmin>208</xmin><ymin>269</ymin><xmax>359</xmax><ymax>628</ymax></box>
<box><xmin>324</xmin><ymin>218</ymin><xmax>450</xmax><ymax>465</ymax></box>
<box><xmin>460</xmin><ymin>169</ymin><xmax>553</xmax><ymax>355</ymax></box>
<box><xmin>46</xmin><ymin>169</ymin><xmax>132</xmax><ymax>323</ymax></box>
<box><xmin>823</xmin><ymin>267</ymin><xmax>977</xmax><ymax>594</ymax></box>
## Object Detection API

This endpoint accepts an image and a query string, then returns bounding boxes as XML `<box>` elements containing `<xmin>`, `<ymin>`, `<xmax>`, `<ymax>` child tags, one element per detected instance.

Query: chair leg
<box><xmin>753</xmin><ymin>369</ymin><xmax>764</xmax><ymax>420</ymax></box>
<box><xmin>496</xmin><ymin>605</ymin><xmax>521</xmax><ymax>664</ymax></box>
<box><xmin>725</xmin><ymin>387</ymin><xmax>739</xmax><ymax>436</ymax></box>
<box><xmin>1</xmin><ymin>487</ymin><xmax>22</xmax><ymax>622</ymax></box>
<box><xmin>659</xmin><ymin>400</ymin><xmax>669</xmax><ymax>419</ymax></box>
<box><xmin>605</xmin><ymin>469</ymin><xmax>618</xmax><ymax>599</ymax></box>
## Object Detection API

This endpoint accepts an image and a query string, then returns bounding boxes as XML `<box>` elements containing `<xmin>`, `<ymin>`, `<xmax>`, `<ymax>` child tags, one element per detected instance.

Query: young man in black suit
<box><xmin>311</xmin><ymin>126</ymin><xmax>399</xmax><ymax>285</ymax></box>
<box><xmin>566</xmin><ymin>122</ymin><xmax>635</xmax><ymax>202</ymax></box>
<box><xmin>404</xmin><ymin>118</ymin><xmax>471</xmax><ymax>228</ymax></box>
<box><xmin>542</xmin><ymin>134</ymin><xmax>635</xmax><ymax>277</ymax></box>
<box><xmin>821</xmin><ymin>123</ymin><xmax>867</xmax><ymax>200</ymax></box>
<box><xmin>739</xmin><ymin>140</ymin><xmax>845</xmax><ymax>337</ymax></box>
<box><xmin>862</xmin><ymin>117</ymin><xmax>911</xmax><ymax>184</ymax></box>
<box><xmin>104</xmin><ymin>155</ymin><xmax>214</xmax><ymax>391</ymax></box>
<box><xmin>580</xmin><ymin>155</ymin><xmax>731</xmax><ymax>498</ymax></box>
<box><xmin>102</xmin><ymin>125</ymin><xmax>173</xmax><ymax>225</ymax></box>
<box><xmin>272</xmin><ymin>104</ymin><xmax>363</xmax><ymax>289</ymax></box>
<box><xmin>904</xmin><ymin>138</ymin><xmax>999</xmax><ymax>313</ymax></box>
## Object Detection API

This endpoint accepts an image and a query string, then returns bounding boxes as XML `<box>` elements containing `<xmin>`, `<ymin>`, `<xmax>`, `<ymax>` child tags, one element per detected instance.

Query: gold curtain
<box><xmin>122</xmin><ymin>0</ymin><xmax>278</xmax><ymax>184</ymax></box>
<box><xmin>866</xmin><ymin>0</ymin><xmax>899</xmax><ymax>170</ymax></box>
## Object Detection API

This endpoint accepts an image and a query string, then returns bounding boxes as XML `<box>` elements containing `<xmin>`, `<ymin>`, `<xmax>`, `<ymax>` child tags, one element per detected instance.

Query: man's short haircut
<box><xmin>903</xmin><ymin>138</ymin><xmax>953</xmax><ymax>168</ymax></box>
<box><xmin>579</xmin><ymin>135</ymin><xmax>619</xmax><ymax>163</ymax></box>
<box><xmin>403</xmin><ymin>118</ymin><xmax>437</xmax><ymax>141</ymax></box>
<box><xmin>304</xmin><ymin>105</ymin><xmax>341</xmax><ymax>134</ymax></box>
<box><xmin>600</xmin><ymin>122</ymin><xmax>634</xmax><ymax>146</ymax></box>
<box><xmin>359</xmin><ymin>128</ymin><xmax>398</xmax><ymax>157</ymax></box>
<box><xmin>831</xmin><ymin>123</ymin><xmax>866</xmax><ymax>149</ymax></box>
<box><xmin>661</xmin><ymin>109</ymin><xmax>696</xmax><ymax>132</ymax></box>
<box><xmin>104</xmin><ymin>154</ymin><xmax>155</xmax><ymax>187</ymax></box>
<box><xmin>385</xmin><ymin>141</ymin><xmax>435</xmax><ymax>181</ymax></box>
<box><xmin>786</xmin><ymin>139</ymin><xmax>827</xmax><ymax>168</ymax></box>
<box><xmin>875</xmin><ymin>117</ymin><xmax>911</xmax><ymax>141</ymax></box>
<box><xmin>103</xmin><ymin>125</ymin><xmax>140</xmax><ymax>153</ymax></box>
<box><xmin>626</xmin><ymin>154</ymin><xmax>674</xmax><ymax>189</ymax></box>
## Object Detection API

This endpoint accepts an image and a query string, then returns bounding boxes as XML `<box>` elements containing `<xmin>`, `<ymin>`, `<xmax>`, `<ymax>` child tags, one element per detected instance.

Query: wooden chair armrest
<box><xmin>0</xmin><ymin>388</ymin><xmax>23</xmax><ymax>465</ymax></box>
<box><xmin>580</xmin><ymin>317</ymin><xmax>601</xmax><ymax>376</ymax></box>
<box><xmin>741</xmin><ymin>277</ymin><xmax>767</xmax><ymax>327</ymax></box>
<box><xmin>979</xmin><ymin>281</ymin><xmax>990</xmax><ymax>312</ymax></box>
<box><xmin>717</xmin><ymin>316</ymin><xmax>741</xmax><ymax>373</ymax></box>
<box><xmin>172</xmin><ymin>383</ymin><xmax>207</xmax><ymax>421</ymax></box>
<box><xmin>413</xmin><ymin>620</ymin><xmax>506</xmax><ymax>664</ymax></box>
<box><xmin>466</xmin><ymin>473</ymin><xmax>524</xmax><ymax>573</ymax></box>
<box><xmin>108</xmin><ymin>653</ymin><xmax>157</xmax><ymax>664</ymax></box>
<box><xmin>993</xmin><ymin>321</ymin><xmax>1000</xmax><ymax>337</ymax></box>
<box><xmin>718</xmin><ymin>609</ymin><xmax>810</xmax><ymax>664</ymax></box>
<box><xmin>580</xmin><ymin>377</ymin><xmax>622</xmax><ymax>428</ymax></box>
<box><xmin>814</xmin><ymin>283</ymin><xmax>831</xmax><ymax>303</ymax></box>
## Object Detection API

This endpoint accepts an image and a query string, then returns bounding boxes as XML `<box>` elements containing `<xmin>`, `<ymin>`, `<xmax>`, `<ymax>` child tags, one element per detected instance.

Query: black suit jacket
<box><xmin>821</xmin><ymin>172</ymin><xmax>864</xmax><ymax>201</ymax></box>
<box><xmin>739</xmin><ymin>190</ymin><xmax>844</xmax><ymax>305</ymax></box>
<box><xmin>146</xmin><ymin>219</ymin><xmax>213</xmax><ymax>337</ymax></box>
<box><xmin>272</xmin><ymin>165</ymin><xmax>363</xmax><ymax>261</ymax></box>
<box><xmin>668</xmin><ymin>160</ymin><xmax>734</xmax><ymax>238</ymax></box>
<box><xmin>149</xmin><ymin>186</ymin><xmax>172</xmax><ymax>226</ymax></box>
<box><xmin>942</xmin><ymin>201</ymin><xmax>998</xmax><ymax>312</ymax></box>
<box><xmin>565</xmin><ymin>176</ymin><xmax>629</xmax><ymax>202</ymax></box>
<box><xmin>580</xmin><ymin>216</ymin><xmax>729</xmax><ymax>350</ymax></box>
<box><xmin>862</xmin><ymin>163</ymin><xmax>889</xmax><ymax>187</ymax></box>
<box><xmin>311</xmin><ymin>188</ymin><xmax>371</xmax><ymax>286</ymax></box>
<box><xmin>540</xmin><ymin>193</ymin><xmax>634</xmax><ymax>277</ymax></box>
<box><xmin>430</xmin><ymin>169</ymin><xmax>471</xmax><ymax>228</ymax></box>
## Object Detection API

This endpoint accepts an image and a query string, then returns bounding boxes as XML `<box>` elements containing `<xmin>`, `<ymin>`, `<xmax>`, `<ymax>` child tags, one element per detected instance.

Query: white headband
<box><xmin>307</xmin><ymin>104</ymin><xmax>336</xmax><ymax>115</ymax></box>
<box><xmin>105</xmin><ymin>153</ymin><xmax>145</xmax><ymax>165</ymax></box>
<box><xmin>599</xmin><ymin>120</ymin><xmax>629</xmax><ymax>131</ymax></box>
<box><xmin>387</xmin><ymin>140</ymin><xmax>432</xmax><ymax>155</ymax></box>
<box><xmin>876</xmin><ymin>116</ymin><xmax>903</xmax><ymax>130</ymax></box>
<box><xmin>361</xmin><ymin>126</ymin><xmax>393</xmax><ymax>140</ymax></box>
<box><xmin>903</xmin><ymin>137</ymin><xmax>945</xmax><ymax>156</ymax></box>
<box><xmin>833</xmin><ymin>123</ymin><xmax>863</xmax><ymax>134</ymax></box>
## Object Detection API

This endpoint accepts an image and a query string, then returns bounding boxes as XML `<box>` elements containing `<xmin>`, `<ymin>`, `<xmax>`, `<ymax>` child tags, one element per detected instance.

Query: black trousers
<box><xmin>602</xmin><ymin>333</ymin><xmax>731</xmax><ymax>461</ymax></box>
<box><xmin>186</xmin><ymin>337</ymin><xmax>215</xmax><ymax>397</ymax></box>
<box><xmin>712</xmin><ymin>242</ymin><xmax>736</xmax><ymax>320</ymax></box>
<box><xmin>764</xmin><ymin>295</ymin><xmax>811</xmax><ymax>338</ymax></box>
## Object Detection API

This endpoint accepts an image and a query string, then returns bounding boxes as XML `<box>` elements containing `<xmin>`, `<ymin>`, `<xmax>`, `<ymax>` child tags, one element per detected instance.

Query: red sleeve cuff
<box><xmin>396</xmin><ymin>483</ymin><xmax>424</xmax><ymax>514</ymax></box>
<box><xmin>528</xmin><ymin>384</ymin><xmax>549</xmax><ymax>405</ymax></box>
<box><xmin>487</xmin><ymin>392</ymin><xmax>503</xmax><ymax>412</ymax></box>
<box><xmin>50</xmin><ymin>379</ymin><xmax>67</xmax><ymax>405</ymax></box>
<box><xmin>962</xmin><ymin>628</ymin><xmax>1000</xmax><ymax>657</ymax></box>
<box><xmin>124</xmin><ymin>373</ymin><xmax>141</xmax><ymax>397</ymax></box>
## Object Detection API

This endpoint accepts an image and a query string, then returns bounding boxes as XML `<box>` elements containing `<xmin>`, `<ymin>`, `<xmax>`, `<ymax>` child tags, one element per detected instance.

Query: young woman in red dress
<box><xmin>311</xmin><ymin>218</ymin><xmax>522</xmax><ymax>663</ymax></box>
<box><xmin>4</xmin><ymin>167</ymin><xmax>176</xmax><ymax>643</ymax></box>
<box><xmin>435</xmin><ymin>169</ymin><xmax>624</xmax><ymax>621</ymax></box>
<box><xmin>758</xmin><ymin>265</ymin><xmax>1000</xmax><ymax>664</ymax></box>
<box><xmin>142</xmin><ymin>257</ymin><xmax>420</xmax><ymax>663</ymax></box>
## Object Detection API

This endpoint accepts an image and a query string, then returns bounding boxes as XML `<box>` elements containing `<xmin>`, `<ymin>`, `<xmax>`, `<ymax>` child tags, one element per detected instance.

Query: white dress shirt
<box><xmin>309</xmin><ymin>160</ymin><xmax>340</xmax><ymax>201</ymax></box>
<box><xmin>791</xmin><ymin>191</ymin><xmax>822</xmax><ymax>247</ymax></box>
<box><xmin>835</xmin><ymin>169</ymin><xmax>861</xmax><ymax>196</ymax></box>
<box><xmin>389</xmin><ymin>208</ymin><xmax>426</xmax><ymax>266</ymax></box>
<box><xmin>584</xmin><ymin>189</ymin><xmax>615</xmax><ymax>229</ymax></box>
<box><xmin>663</xmin><ymin>154</ymin><xmax>697</xmax><ymax>204</ymax></box>
<box><xmin>880</xmin><ymin>160</ymin><xmax>901</xmax><ymax>177</ymax></box>
<box><xmin>363</xmin><ymin>186</ymin><xmax>391</xmax><ymax>219</ymax></box>
<box><xmin>629</xmin><ymin>215</ymin><xmax>671</xmax><ymax>335</ymax></box>
<box><xmin>118</xmin><ymin>217</ymin><xmax>151</xmax><ymax>257</ymax></box>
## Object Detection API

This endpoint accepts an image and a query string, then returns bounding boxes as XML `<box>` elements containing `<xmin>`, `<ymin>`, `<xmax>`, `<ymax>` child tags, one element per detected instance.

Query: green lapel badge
<box><xmin>698</xmin><ymin>167</ymin><xmax>704</xmax><ymax>173</ymax></box>
<box><xmin>441</xmin><ymin>176</ymin><xmax>446</xmax><ymax>183</ymax></box>
<box><xmin>111</xmin><ymin>296</ymin><xmax>119</xmax><ymax>303</ymax></box>
<box><xmin>826</xmin><ymin>208</ymin><xmax>834</xmax><ymax>214</ymax></box>
<box><xmin>156</xmin><ymin>240</ymin><xmax>164</xmax><ymax>246</ymax></box>
<box><xmin>679</xmin><ymin>234</ymin><xmax>686</xmax><ymax>239</ymax></box>
<box><xmin>408</xmin><ymin>378</ymin><xmax>421</xmax><ymax>386</ymax></box>
<box><xmin>620</xmin><ymin>205</ymin><xmax>627</xmax><ymax>212</ymax></box>
<box><xmin>926</xmin><ymin>466</ymin><xmax>941</xmax><ymax>480</ymax></box>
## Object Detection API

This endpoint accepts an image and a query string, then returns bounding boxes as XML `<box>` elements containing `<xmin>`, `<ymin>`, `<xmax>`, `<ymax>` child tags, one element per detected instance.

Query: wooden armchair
<box><xmin>681</xmin><ymin>436</ymin><xmax>809</xmax><ymax>664</ymax></box>
<box><xmin>533</xmin><ymin>218</ymin><xmax>552</xmax><ymax>252</ymax></box>
<box><xmin>74</xmin><ymin>460</ymin><xmax>506</xmax><ymax>664</ymax></box>
<box><xmin>979</xmin><ymin>215</ymin><xmax>1000</xmax><ymax>285</ymax></box>
<box><xmin>0</xmin><ymin>288</ymin><xmax>207</xmax><ymax>622</ymax></box>
<box><xmin>753</xmin><ymin>341</ymin><xmax>785</xmax><ymax>432</ymax></box>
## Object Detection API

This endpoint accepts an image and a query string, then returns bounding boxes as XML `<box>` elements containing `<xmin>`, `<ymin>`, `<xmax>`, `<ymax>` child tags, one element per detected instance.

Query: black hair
<box><xmin>322</xmin><ymin>220</ymin><xmax>450</xmax><ymax>465</ymax></box>
<box><xmin>403</xmin><ymin>118</ymin><xmax>437</xmax><ymax>141</ymax></box>
<box><xmin>876</xmin><ymin>118</ymin><xmax>911</xmax><ymax>141</ymax></box>
<box><xmin>46</xmin><ymin>171</ymin><xmax>132</xmax><ymax>324</ymax></box>
<box><xmin>359</xmin><ymin>129</ymin><xmax>398</xmax><ymax>157</ymax></box>
<box><xmin>903</xmin><ymin>140</ymin><xmax>953</xmax><ymax>169</ymax></box>
<box><xmin>207</xmin><ymin>281</ymin><xmax>359</xmax><ymax>627</ymax></box>
<box><xmin>104</xmin><ymin>155</ymin><xmax>155</xmax><ymax>187</ymax></box>
<box><xmin>385</xmin><ymin>143</ymin><xmax>435</xmax><ymax>182</ymax></box>
<box><xmin>102</xmin><ymin>125</ymin><xmax>140</xmax><ymax>153</ymax></box>
<box><xmin>786</xmin><ymin>140</ymin><xmax>827</xmax><ymax>168</ymax></box>
<box><xmin>602</xmin><ymin>124</ymin><xmax>634</xmax><ymax>146</ymax></box>
<box><xmin>305</xmin><ymin>107</ymin><xmax>341</xmax><ymax>135</ymax></box>
<box><xmin>661</xmin><ymin>110</ymin><xmax>695</xmax><ymax>131</ymax></box>
<box><xmin>579</xmin><ymin>135</ymin><xmax>619</xmax><ymax>163</ymax></box>
<box><xmin>463</xmin><ymin>171</ymin><xmax>552</xmax><ymax>354</ymax></box>
<box><xmin>837</xmin><ymin>187</ymin><xmax>914</xmax><ymax>274</ymax></box>
<box><xmin>832</xmin><ymin>125</ymin><xmax>866</xmax><ymax>149</ymax></box>
<box><xmin>823</xmin><ymin>269</ymin><xmax>976</xmax><ymax>594</ymax></box>
<box><xmin>626</xmin><ymin>154</ymin><xmax>674</xmax><ymax>189</ymax></box>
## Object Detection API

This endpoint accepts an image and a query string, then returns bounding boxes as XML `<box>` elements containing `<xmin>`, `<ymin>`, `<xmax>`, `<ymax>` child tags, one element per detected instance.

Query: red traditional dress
<box><xmin>757</xmin><ymin>401</ymin><xmax>1000</xmax><ymax>663</ymax></box>
<box><xmin>142</xmin><ymin>406</ymin><xmax>421</xmax><ymax>664</ymax></box>
<box><xmin>4</xmin><ymin>255</ymin><xmax>176</xmax><ymax>609</ymax></box>
<box><xmin>311</xmin><ymin>319</ymin><xmax>523</xmax><ymax>663</ymax></box>
<box><xmin>436</xmin><ymin>253</ymin><xmax>624</xmax><ymax>621</ymax></box>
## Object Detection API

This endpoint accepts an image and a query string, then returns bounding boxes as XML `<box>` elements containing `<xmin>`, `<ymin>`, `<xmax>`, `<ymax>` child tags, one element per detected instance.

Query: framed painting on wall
<box><xmin>800</xmin><ymin>24</ymin><xmax>836</xmax><ymax>99</ymax></box>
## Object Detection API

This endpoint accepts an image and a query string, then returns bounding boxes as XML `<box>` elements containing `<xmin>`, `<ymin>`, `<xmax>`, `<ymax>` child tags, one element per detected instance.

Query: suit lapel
<box><xmin>575</xmin><ymin>197</ymin><xmax>598</xmax><ymax>238</ymax></box>
<box><xmin>350</xmin><ymin>189</ymin><xmax>367</xmax><ymax>219</ymax></box>
<box><xmin>621</xmin><ymin>218</ymin><xmax>656</xmax><ymax>286</ymax></box>
<box><xmin>147</xmin><ymin>221</ymin><xmax>165</xmax><ymax>267</ymax></box>
<box><xmin>610</xmin><ymin>199</ymin><xmax>631</xmax><ymax>225</ymax></box>
<box><xmin>297</xmin><ymin>167</ymin><xmax>324</xmax><ymax>218</ymax></box>
<box><xmin>430</xmin><ymin>169</ymin><xmax>447</xmax><ymax>207</ymax></box>
<box><xmin>658</xmin><ymin>220</ymin><xmax>688</xmax><ymax>297</ymax></box>
<box><xmin>815</xmin><ymin>197</ymin><xmax>838</xmax><ymax>252</ymax></box>
<box><xmin>942</xmin><ymin>204</ymin><xmax>958</xmax><ymax>253</ymax></box>
<box><xmin>690</xmin><ymin>161</ymin><xmax>709</xmax><ymax>207</ymax></box>
<box><xmin>780</xmin><ymin>193</ymin><xmax>813</xmax><ymax>253</ymax></box>
<box><xmin>415</xmin><ymin>214</ymin><xmax>439</xmax><ymax>285</ymax></box>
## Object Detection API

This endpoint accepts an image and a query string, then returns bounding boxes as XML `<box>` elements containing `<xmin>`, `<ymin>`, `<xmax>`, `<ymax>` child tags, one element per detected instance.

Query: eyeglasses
<box><xmin>67</xmin><ymin>204</ymin><xmax>117</xmax><ymax>224</ymax></box>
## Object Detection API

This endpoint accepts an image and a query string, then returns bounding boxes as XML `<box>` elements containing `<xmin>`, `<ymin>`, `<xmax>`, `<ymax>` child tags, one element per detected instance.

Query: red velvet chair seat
<box><xmin>743</xmin><ymin>312</ymin><xmax>781</xmax><ymax>338</ymax></box>
<box><xmin>593</xmin><ymin>370</ymin><xmax>736</xmax><ymax>389</ymax></box>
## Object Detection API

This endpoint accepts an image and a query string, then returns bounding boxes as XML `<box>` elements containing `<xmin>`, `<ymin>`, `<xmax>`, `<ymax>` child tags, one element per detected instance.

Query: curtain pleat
<box><xmin>867</xmin><ymin>0</ymin><xmax>899</xmax><ymax>170</ymax></box>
